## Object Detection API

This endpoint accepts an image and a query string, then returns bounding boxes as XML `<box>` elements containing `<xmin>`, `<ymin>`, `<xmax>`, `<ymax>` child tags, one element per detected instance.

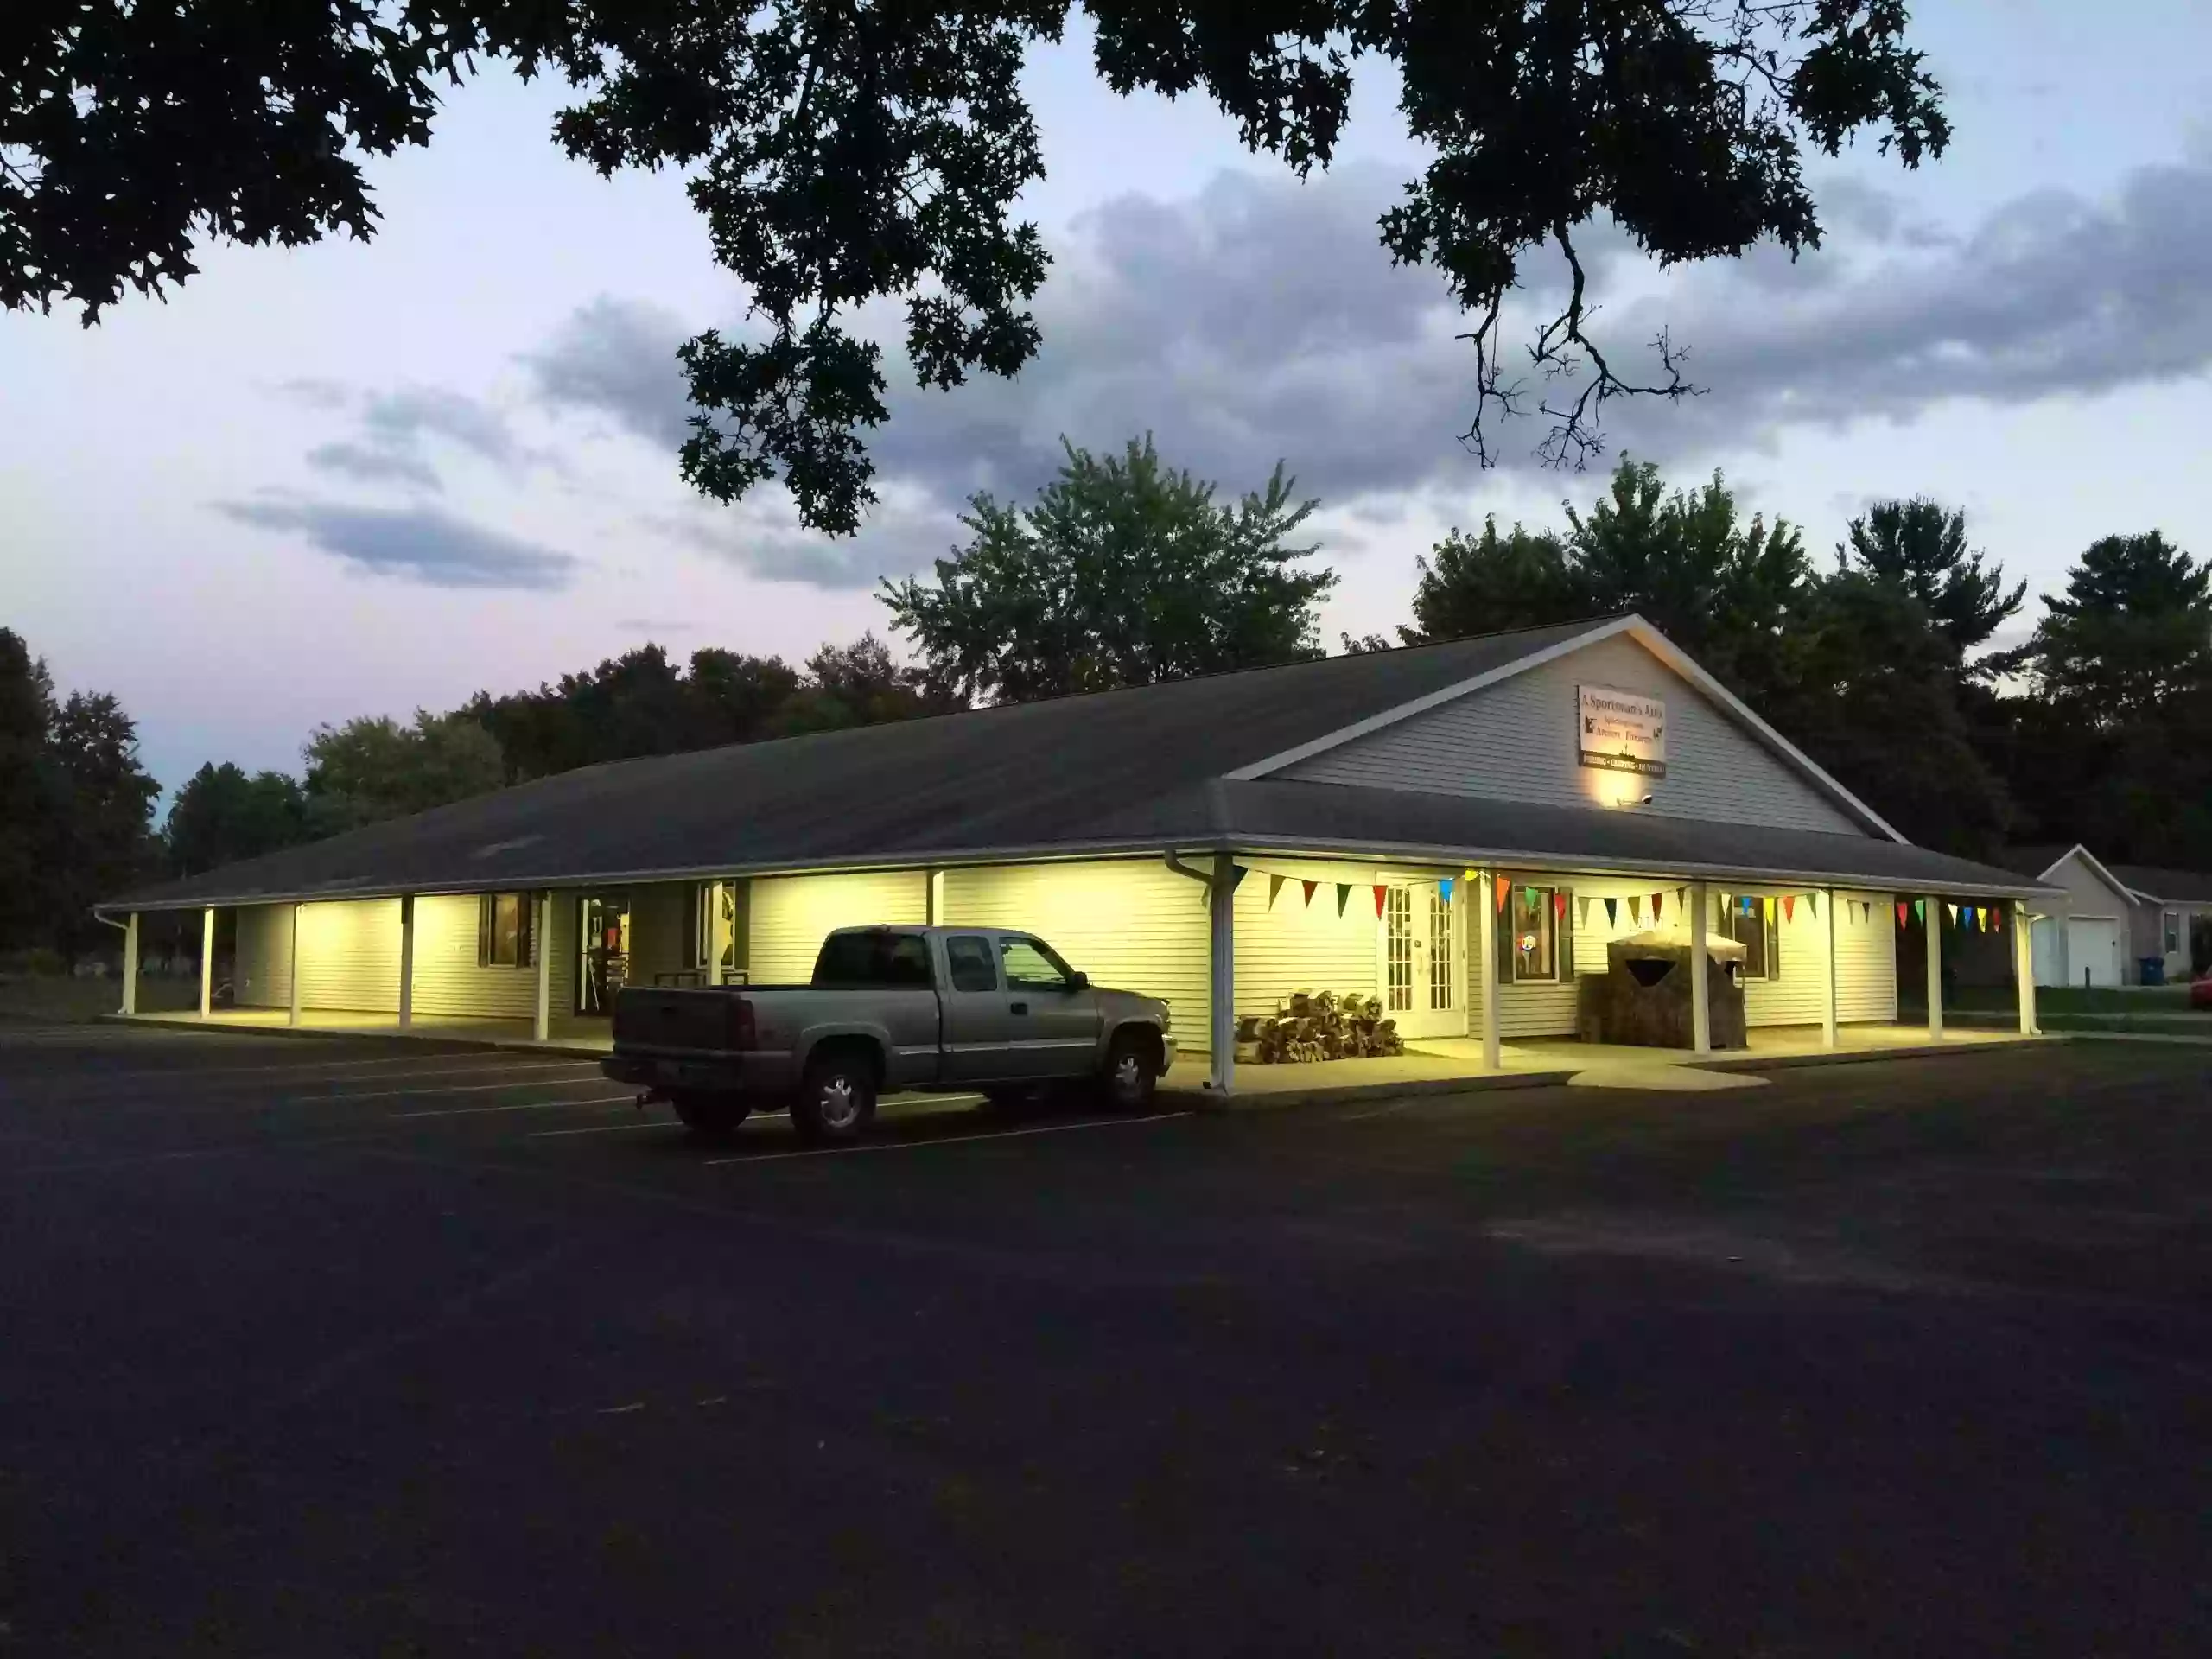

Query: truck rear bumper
<box><xmin>601</xmin><ymin>1053</ymin><xmax>753</xmax><ymax>1096</ymax></box>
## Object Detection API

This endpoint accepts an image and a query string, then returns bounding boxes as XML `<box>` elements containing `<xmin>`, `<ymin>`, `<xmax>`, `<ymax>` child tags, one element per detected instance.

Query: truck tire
<box><xmin>791</xmin><ymin>1049</ymin><xmax>878</xmax><ymax>1144</ymax></box>
<box><xmin>672</xmin><ymin>1091</ymin><xmax>749</xmax><ymax>1141</ymax></box>
<box><xmin>1099</xmin><ymin>1029</ymin><xmax>1159</xmax><ymax>1113</ymax></box>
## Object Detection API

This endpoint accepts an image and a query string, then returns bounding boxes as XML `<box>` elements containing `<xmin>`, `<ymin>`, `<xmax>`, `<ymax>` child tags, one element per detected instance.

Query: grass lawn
<box><xmin>0</xmin><ymin>973</ymin><xmax>199</xmax><ymax>1023</ymax></box>
<box><xmin>1941</xmin><ymin>982</ymin><xmax>2196</xmax><ymax>1014</ymax></box>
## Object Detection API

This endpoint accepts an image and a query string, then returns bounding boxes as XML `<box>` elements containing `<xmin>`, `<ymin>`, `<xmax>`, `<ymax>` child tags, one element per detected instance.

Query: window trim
<box><xmin>1502</xmin><ymin>885</ymin><xmax>1560</xmax><ymax>985</ymax></box>
<box><xmin>1719</xmin><ymin>899</ymin><xmax>1781</xmax><ymax>982</ymax></box>
<box><xmin>477</xmin><ymin>892</ymin><xmax>534</xmax><ymax>970</ymax></box>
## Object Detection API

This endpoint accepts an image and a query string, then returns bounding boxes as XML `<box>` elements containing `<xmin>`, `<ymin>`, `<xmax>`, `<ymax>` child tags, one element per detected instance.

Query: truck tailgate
<box><xmin>611</xmin><ymin>986</ymin><xmax>737</xmax><ymax>1052</ymax></box>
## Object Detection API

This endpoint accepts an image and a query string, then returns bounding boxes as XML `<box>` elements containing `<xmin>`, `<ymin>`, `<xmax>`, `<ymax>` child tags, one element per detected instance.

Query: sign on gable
<box><xmin>1577</xmin><ymin>683</ymin><xmax>1667</xmax><ymax>777</ymax></box>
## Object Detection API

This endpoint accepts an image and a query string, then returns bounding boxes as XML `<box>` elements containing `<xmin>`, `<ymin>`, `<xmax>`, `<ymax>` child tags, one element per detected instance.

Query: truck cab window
<box><xmin>945</xmin><ymin>936</ymin><xmax>998</xmax><ymax>993</ymax></box>
<box><xmin>814</xmin><ymin>931</ymin><xmax>933</xmax><ymax>988</ymax></box>
<box><xmin>1000</xmin><ymin>936</ymin><xmax>1073</xmax><ymax>990</ymax></box>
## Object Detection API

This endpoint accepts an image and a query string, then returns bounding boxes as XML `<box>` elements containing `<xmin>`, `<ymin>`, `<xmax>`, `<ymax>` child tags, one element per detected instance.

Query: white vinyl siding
<box><xmin>294</xmin><ymin>899</ymin><xmax>403</xmax><ymax>1012</ymax></box>
<box><xmin>1281</xmin><ymin>632</ymin><xmax>1865</xmax><ymax>835</ymax></box>
<box><xmin>747</xmin><ymin>870</ymin><xmax>929</xmax><ymax>986</ymax></box>
<box><xmin>625</xmin><ymin>881</ymin><xmax>697</xmax><ymax>988</ymax></box>
<box><xmin>1833</xmin><ymin>891</ymin><xmax>1897</xmax><ymax>1022</ymax></box>
<box><xmin>233</xmin><ymin>905</ymin><xmax>294</xmax><ymax>1009</ymax></box>
<box><xmin>1234</xmin><ymin>865</ymin><xmax>1381</xmax><ymax>1020</ymax></box>
<box><xmin>548</xmin><ymin>896</ymin><xmax>578</xmax><ymax>1019</ymax></box>
<box><xmin>1466</xmin><ymin>879</ymin><xmax>1896</xmax><ymax>1038</ymax></box>
<box><xmin>941</xmin><ymin>859</ymin><xmax>1211</xmax><ymax>1048</ymax></box>
<box><xmin>1469</xmin><ymin>875</ymin><xmax>1586</xmax><ymax>1039</ymax></box>
<box><xmin>409</xmin><ymin>893</ymin><xmax>537</xmax><ymax>1020</ymax></box>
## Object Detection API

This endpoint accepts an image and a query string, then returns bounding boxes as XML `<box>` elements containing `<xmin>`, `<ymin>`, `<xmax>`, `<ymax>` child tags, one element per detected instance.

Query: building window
<box><xmin>478</xmin><ymin>893</ymin><xmax>533</xmax><ymax>969</ymax></box>
<box><xmin>1509</xmin><ymin>887</ymin><xmax>1557</xmax><ymax>983</ymax></box>
<box><xmin>2165</xmin><ymin>912</ymin><xmax>2181</xmax><ymax>955</ymax></box>
<box><xmin>1720</xmin><ymin>899</ymin><xmax>1779</xmax><ymax>981</ymax></box>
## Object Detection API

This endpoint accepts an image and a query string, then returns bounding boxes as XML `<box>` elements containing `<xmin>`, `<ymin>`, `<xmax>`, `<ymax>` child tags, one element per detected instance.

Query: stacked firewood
<box><xmin>1236</xmin><ymin>989</ymin><xmax>1404</xmax><ymax>1065</ymax></box>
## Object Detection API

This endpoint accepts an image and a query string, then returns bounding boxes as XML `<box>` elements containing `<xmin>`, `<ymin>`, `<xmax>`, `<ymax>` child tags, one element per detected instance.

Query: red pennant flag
<box><xmin>1373</xmin><ymin>884</ymin><xmax>1387</xmax><ymax>919</ymax></box>
<box><xmin>1301</xmin><ymin>880</ymin><xmax>1317</xmax><ymax>907</ymax></box>
<box><xmin>1651</xmin><ymin>892</ymin><xmax>1664</xmax><ymax>922</ymax></box>
<box><xmin>1783</xmin><ymin>894</ymin><xmax>1796</xmax><ymax>924</ymax></box>
<box><xmin>1992</xmin><ymin>906</ymin><xmax>2002</xmax><ymax>932</ymax></box>
<box><xmin>1554</xmin><ymin>891</ymin><xmax>1567</xmax><ymax>924</ymax></box>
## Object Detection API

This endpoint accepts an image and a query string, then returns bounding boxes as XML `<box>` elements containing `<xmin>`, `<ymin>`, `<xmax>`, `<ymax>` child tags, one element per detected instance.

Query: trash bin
<box><xmin>2139</xmin><ymin>957</ymin><xmax>2165</xmax><ymax>987</ymax></box>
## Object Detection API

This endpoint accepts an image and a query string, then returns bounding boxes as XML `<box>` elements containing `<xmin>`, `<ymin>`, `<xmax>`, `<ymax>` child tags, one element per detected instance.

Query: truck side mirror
<box><xmin>1066</xmin><ymin>971</ymin><xmax>1090</xmax><ymax>992</ymax></box>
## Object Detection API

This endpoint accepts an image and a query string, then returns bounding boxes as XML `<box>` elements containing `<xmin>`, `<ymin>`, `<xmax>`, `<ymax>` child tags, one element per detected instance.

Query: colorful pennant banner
<box><xmin>1268</xmin><ymin>874</ymin><xmax>1285</xmax><ymax>909</ymax></box>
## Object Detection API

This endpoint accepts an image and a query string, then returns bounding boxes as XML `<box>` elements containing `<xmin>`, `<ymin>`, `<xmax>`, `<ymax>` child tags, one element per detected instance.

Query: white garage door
<box><xmin>2066</xmin><ymin>918</ymin><xmax>2123</xmax><ymax>988</ymax></box>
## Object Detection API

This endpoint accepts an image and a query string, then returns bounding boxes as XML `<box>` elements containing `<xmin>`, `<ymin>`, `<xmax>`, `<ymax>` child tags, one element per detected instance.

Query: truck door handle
<box><xmin>1009</xmin><ymin>1001</ymin><xmax>1029</xmax><ymax>1015</ymax></box>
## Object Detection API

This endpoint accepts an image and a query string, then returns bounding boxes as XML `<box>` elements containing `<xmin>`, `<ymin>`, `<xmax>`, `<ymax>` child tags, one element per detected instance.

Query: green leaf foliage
<box><xmin>6</xmin><ymin>2</ymin><xmax>1947</xmax><ymax>532</ymax></box>
<box><xmin>881</xmin><ymin>434</ymin><xmax>1335</xmax><ymax>703</ymax></box>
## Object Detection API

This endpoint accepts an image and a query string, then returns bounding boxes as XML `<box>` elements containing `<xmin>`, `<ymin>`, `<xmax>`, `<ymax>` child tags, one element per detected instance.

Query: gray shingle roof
<box><xmin>2107</xmin><ymin>865</ymin><xmax>2212</xmax><ymax>904</ymax></box>
<box><xmin>103</xmin><ymin>617</ymin><xmax>2050</xmax><ymax>912</ymax></box>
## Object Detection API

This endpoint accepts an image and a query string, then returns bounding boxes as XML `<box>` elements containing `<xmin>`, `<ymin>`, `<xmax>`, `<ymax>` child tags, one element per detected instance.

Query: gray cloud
<box><xmin>305</xmin><ymin>441</ymin><xmax>443</xmax><ymax>491</ymax></box>
<box><xmin>214</xmin><ymin>499</ymin><xmax>578</xmax><ymax>590</ymax></box>
<box><xmin>360</xmin><ymin>387</ymin><xmax>519</xmax><ymax>467</ymax></box>
<box><xmin>524</xmin><ymin>152</ymin><xmax>2212</xmax><ymax>586</ymax></box>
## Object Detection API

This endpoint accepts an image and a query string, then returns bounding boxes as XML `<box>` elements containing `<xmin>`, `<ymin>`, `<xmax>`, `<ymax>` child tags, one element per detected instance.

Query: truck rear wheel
<box><xmin>672</xmin><ymin>1091</ymin><xmax>749</xmax><ymax>1141</ymax></box>
<box><xmin>791</xmin><ymin>1051</ymin><xmax>877</xmax><ymax>1144</ymax></box>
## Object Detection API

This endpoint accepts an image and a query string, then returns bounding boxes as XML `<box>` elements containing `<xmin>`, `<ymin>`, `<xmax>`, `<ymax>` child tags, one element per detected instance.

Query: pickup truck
<box><xmin>601</xmin><ymin>925</ymin><xmax>1176</xmax><ymax>1142</ymax></box>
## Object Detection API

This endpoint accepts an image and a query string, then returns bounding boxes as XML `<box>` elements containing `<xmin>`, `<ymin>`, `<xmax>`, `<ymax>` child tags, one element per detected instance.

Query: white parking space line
<box><xmin>526</xmin><ymin>1120</ymin><xmax>675</xmax><ymax>1139</ymax></box>
<box><xmin>31</xmin><ymin>1051</ymin><xmax>592</xmax><ymax>1085</ymax></box>
<box><xmin>293</xmin><ymin>1069</ymin><xmax>604</xmax><ymax>1105</ymax></box>
<box><xmin>702</xmin><ymin>1110</ymin><xmax>1190</xmax><ymax>1165</ymax></box>
<box><xmin>391</xmin><ymin>1093</ymin><xmax>638</xmax><ymax>1121</ymax></box>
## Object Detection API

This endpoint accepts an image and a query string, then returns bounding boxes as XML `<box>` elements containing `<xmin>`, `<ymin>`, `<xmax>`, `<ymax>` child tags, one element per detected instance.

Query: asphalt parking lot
<box><xmin>2</xmin><ymin>1026</ymin><xmax>2209</xmax><ymax>1657</ymax></box>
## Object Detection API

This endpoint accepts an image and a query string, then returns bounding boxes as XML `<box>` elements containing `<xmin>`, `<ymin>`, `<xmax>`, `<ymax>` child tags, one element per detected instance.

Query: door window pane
<box><xmin>946</xmin><ymin>936</ymin><xmax>998</xmax><ymax>993</ymax></box>
<box><xmin>1000</xmin><ymin>937</ymin><xmax>1071</xmax><ymax>990</ymax></box>
<box><xmin>1429</xmin><ymin>888</ymin><xmax>1455</xmax><ymax>1010</ymax></box>
<box><xmin>1386</xmin><ymin>887</ymin><xmax>1413</xmax><ymax>1011</ymax></box>
<box><xmin>1510</xmin><ymin>888</ymin><xmax>1556</xmax><ymax>982</ymax></box>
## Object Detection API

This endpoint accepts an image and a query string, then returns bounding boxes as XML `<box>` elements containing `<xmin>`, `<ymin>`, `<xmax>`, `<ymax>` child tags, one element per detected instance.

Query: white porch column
<box><xmin>199</xmin><ymin>906</ymin><xmax>215</xmax><ymax>1019</ymax></box>
<box><xmin>1821</xmin><ymin>887</ymin><xmax>1838</xmax><ymax>1049</ymax></box>
<box><xmin>925</xmin><ymin>868</ymin><xmax>946</xmax><ymax>925</ymax></box>
<box><xmin>121</xmin><ymin>913</ymin><xmax>139</xmax><ymax>1016</ymax></box>
<box><xmin>288</xmin><ymin>904</ymin><xmax>302</xmax><ymax>1027</ymax></box>
<box><xmin>2014</xmin><ymin>900</ymin><xmax>2037</xmax><ymax>1035</ymax></box>
<box><xmin>1689</xmin><ymin>881</ymin><xmax>1712</xmax><ymax>1054</ymax></box>
<box><xmin>1924</xmin><ymin>895</ymin><xmax>1944</xmax><ymax>1040</ymax></box>
<box><xmin>1207</xmin><ymin>851</ymin><xmax>1236</xmax><ymax>1095</ymax></box>
<box><xmin>396</xmin><ymin>894</ymin><xmax>415</xmax><ymax>1028</ymax></box>
<box><xmin>532</xmin><ymin>891</ymin><xmax>552</xmax><ymax>1042</ymax></box>
<box><xmin>1477</xmin><ymin>869</ymin><xmax>1501</xmax><ymax>1071</ymax></box>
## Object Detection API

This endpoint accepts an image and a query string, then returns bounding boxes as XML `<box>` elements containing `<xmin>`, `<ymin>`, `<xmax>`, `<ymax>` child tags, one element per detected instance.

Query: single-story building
<box><xmin>100</xmin><ymin>615</ymin><xmax>2056</xmax><ymax>1090</ymax></box>
<box><xmin>2007</xmin><ymin>845</ymin><xmax>2212</xmax><ymax>988</ymax></box>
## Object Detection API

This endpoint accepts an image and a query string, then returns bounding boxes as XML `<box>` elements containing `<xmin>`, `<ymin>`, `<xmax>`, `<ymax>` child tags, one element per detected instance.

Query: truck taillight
<box><xmin>725</xmin><ymin>995</ymin><xmax>757</xmax><ymax>1051</ymax></box>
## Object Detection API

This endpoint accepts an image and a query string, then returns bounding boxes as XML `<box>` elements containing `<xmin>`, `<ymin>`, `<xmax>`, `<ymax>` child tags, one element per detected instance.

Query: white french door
<box><xmin>1382</xmin><ymin>883</ymin><xmax>1464</xmax><ymax>1039</ymax></box>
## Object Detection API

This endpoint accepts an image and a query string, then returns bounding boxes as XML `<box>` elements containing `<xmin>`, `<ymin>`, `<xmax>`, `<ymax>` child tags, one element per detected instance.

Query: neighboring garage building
<box><xmin>101</xmin><ymin>616</ymin><xmax>2054</xmax><ymax>1089</ymax></box>
<box><xmin>2007</xmin><ymin>845</ymin><xmax>2212</xmax><ymax>988</ymax></box>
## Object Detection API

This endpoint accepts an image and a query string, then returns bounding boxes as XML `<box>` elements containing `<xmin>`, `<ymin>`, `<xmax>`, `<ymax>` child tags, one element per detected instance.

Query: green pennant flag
<box><xmin>1604</xmin><ymin>897</ymin><xmax>1618</xmax><ymax>925</ymax></box>
<box><xmin>1807</xmin><ymin>892</ymin><xmax>1818</xmax><ymax>919</ymax></box>
<box><xmin>1914</xmin><ymin>899</ymin><xmax>1926</xmax><ymax>925</ymax></box>
<box><xmin>1336</xmin><ymin>883</ymin><xmax>1351</xmax><ymax>918</ymax></box>
<box><xmin>1268</xmin><ymin>874</ymin><xmax>1285</xmax><ymax>909</ymax></box>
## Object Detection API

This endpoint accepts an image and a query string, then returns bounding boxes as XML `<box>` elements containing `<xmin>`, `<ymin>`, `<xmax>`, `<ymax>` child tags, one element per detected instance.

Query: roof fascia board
<box><xmin>1616</xmin><ymin>622</ymin><xmax>1907</xmax><ymax>843</ymax></box>
<box><xmin>1223</xmin><ymin>617</ymin><xmax>1637</xmax><ymax>784</ymax></box>
<box><xmin>1226</xmin><ymin>615</ymin><xmax>1908</xmax><ymax>845</ymax></box>
<box><xmin>2041</xmin><ymin>843</ymin><xmax>2144</xmax><ymax>906</ymax></box>
<box><xmin>103</xmin><ymin>824</ymin><xmax>2053</xmax><ymax>915</ymax></box>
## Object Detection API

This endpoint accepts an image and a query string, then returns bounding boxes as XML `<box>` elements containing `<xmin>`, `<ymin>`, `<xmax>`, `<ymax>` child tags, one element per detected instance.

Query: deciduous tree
<box><xmin>883</xmin><ymin>435</ymin><xmax>1333</xmax><ymax>703</ymax></box>
<box><xmin>6</xmin><ymin>2</ymin><xmax>1948</xmax><ymax>532</ymax></box>
<box><xmin>164</xmin><ymin>763</ymin><xmax>311</xmax><ymax>876</ymax></box>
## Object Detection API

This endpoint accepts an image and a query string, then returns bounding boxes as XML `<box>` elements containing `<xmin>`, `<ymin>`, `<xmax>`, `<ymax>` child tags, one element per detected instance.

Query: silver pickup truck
<box><xmin>601</xmin><ymin>925</ymin><xmax>1176</xmax><ymax>1142</ymax></box>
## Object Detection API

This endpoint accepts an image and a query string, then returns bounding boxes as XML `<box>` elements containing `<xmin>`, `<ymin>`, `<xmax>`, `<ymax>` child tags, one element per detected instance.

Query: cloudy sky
<box><xmin>6</xmin><ymin>0</ymin><xmax>2211</xmax><ymax>798</ymax></box>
